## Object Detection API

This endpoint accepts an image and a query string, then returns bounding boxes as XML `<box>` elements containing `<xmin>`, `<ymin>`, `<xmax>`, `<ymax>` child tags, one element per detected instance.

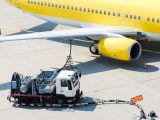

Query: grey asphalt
<box><xmin>0</xmin><ymin>1</ymin><xmax>160</xmax><ymax>120</ymax></box>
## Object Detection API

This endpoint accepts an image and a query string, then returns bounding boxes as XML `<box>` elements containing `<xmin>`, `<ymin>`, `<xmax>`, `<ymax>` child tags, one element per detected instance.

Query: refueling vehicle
<box><xmin>10</xmin><ymin>66</ymin><xmax>82</xmax><ymax>105</ymax></box>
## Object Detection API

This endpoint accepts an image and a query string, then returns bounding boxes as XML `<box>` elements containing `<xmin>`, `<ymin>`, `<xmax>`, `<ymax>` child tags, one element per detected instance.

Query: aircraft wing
<box><xmin>0</xmin><ymin>27</ymin><xmax>144</xmax><ymax>42</ymax></box>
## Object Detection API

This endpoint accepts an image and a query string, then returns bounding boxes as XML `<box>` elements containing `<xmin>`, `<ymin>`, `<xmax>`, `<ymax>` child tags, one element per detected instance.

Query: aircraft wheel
<box><xmin>89</xmin><ymin>44</ymin><xmax>99</xmax><ymax>55</ymax></box>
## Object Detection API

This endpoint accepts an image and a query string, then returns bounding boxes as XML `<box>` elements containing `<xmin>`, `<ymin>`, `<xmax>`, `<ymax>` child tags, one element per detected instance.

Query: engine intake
<box><xmin>98</xmin><ymin>38</ymin><xmax>142</xmax><ymax>61</ymax></box>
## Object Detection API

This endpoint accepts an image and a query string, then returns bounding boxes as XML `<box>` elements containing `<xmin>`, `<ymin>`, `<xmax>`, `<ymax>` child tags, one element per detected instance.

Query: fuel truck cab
<box><xmin>56</xmin><ymin>70</ymin><xmax>81</xmax><ymax>98</ymax></box>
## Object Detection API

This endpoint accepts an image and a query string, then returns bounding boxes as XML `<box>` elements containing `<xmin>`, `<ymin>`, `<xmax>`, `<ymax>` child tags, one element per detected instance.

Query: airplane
<box><xmin>0</xmin><ymin>0</ymin><xmax>160</xmax><ymax>61</ymax></box>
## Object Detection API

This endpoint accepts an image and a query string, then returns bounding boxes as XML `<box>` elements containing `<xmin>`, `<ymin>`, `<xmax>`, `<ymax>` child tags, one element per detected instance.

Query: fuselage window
<box><xmin>52</xmin><ymin>3</ymin><xmax>54</xmax><ymax>7</ymax></box>
<box><xmin>67</xmin><ymin>6</ymin><xmax>70</xmax><ymax>9</ymax></box>
<box><xmin>48</xmin><ymin>3</ymin><xmax>50</xmax><ymax>6</ymax></box>
<box><xmin>92</xmin><ymin>9</ymin><xmax>94</xmax><ymax>13</ymax></box>
<box><xmin>104</xmin><ymin>11</ymin><xmax>106</xmax><ymax>15</ymax></box>
<box><xmin>147</xmin><ymin>17</ymin><xmax>150</xmax><ymax>22</ymax></box>
<box><xmin>62</xmin><ymin>5</ymin><xmax>65</xmax><ymax>8</ymax></box>
<box><xmin>108</xmin><ymin>11</ymin><xmax>111</xmax><ymax>15</ymax></box>
<box><xmin>75</xmin><ymin>7</ymin><xmax>78</xmax><ymax>10</ymax></box>
<box><xmin>71</xmin><ymin>6</ymin><xmax>74</xmax><ymax>10</ymax></box>
<box><xmin>152</xmin><ymin>18</ymin><xmax>155</xmax><ymax>22</ymax></box>
<box><xmin>134</xmin><ymin>15</ymin><xmax>136</xmax><ymax>19</ymax></box>
<box><xmin>117</xmin><ymin>13</ymin><xmax>121</xmax><ymax>17</ymax></box>
<box><xmin>79</xmin><ymin>7</ymin><xmax>82</xmax><ymax>11</ymax></box>
<box><xmin>88</xmin><ymin>8</ymin><xmax>90</xmax><ymax>12</ymax></box>
<box><xmin>59</xmin><ymin>4</ymin><xmax>62</xmax><ymax>8</ymax></box>
<box><xmin>37</xmin><ymin>1</ymin><xmax>40</xmax><ymax>5</ymax></box>
<box><xmin>84</xmin><ymin>8</ymin><xmax>86</xmax><ymax>12</ymax></box>
<box><xmin>44</xmin><ymin>3</ymin><xmax>47</xmax><ymax>6</ymax></box>
<box><xmin>95</xmin><ymin>10</ymin><xmax>98</xmax><ymax>13</ymax></box>
<box><xmin>41</xmin><ymin>2</ymin><xmax>43</xmax><ymax>5</ymax></box>
<box><xmin>27</xmin><ymin>0</ymin><xmax>30</xmax><ymax>3</ymax></box>
<box><xmin>34</xmin><ymin>1</ymin><xmax>36</xmax><ymax>4</ymax></box>
<box><xmin>99</xmin><ymin>10</ymin><xmax>102</xmax><ymax>14</ymax></box>
<box><xmin>55</xmin><ymin>4</ymin><xmax>58</xmax><ymax>7</ymax></box>
<box><xmin>138</xmin><ymin>16</ymin><xmax>141</xmax><ymax>20</ymax></box>
<box><xmin>130</xmin><ymin>15</ymin><xmax>133</xmax><ymax>19</ymax></box>
<box><xmin>125</xmin><ymin>14</ymin><xmax>129</xmax><ymax>18</ymax></box>
<box><xmin>113</xmin><ymin>12</ymin><xmax>115</xmax><ymax>16</ymax></box>
<box><xmin>157</xmin><ymin>19</ymin><xmax>160</xmax><ymax>23</ymax></box>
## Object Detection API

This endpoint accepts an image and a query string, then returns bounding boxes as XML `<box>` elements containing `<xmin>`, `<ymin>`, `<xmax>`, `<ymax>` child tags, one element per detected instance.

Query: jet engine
<box><xmin>97</xmin><ymin>38</ymin><xmax>142</xmax><ymax>61</ymax></box>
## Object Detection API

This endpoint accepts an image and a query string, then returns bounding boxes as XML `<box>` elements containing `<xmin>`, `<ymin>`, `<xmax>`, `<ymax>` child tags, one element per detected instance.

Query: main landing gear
<box><xmin>89</xmin><ymin>43</ymin><xmax>99</xmax><ymax>55</ymax></box>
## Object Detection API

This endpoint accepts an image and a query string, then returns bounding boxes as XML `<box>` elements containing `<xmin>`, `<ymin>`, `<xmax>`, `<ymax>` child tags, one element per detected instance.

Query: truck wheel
<box><xmin>76</xmin><ymin>90</ymin><xmax>81</xmax><ymax>101</ymax></box>
<box><xmin>57</xmin><ymin>98</ymin><xmax>65</xmax><ymax>104</ymax></box>
<box><xmin>18</xmin><ymin>98</ymin><xmax>29</xmax><ymax>105</ymax></box>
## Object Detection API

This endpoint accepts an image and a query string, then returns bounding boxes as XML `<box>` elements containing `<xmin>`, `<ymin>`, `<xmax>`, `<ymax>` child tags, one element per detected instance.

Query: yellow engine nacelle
<box><xmin>98</xmin><ymin>38</ymin><xmax>142</xmax><ymax>61</ymax></box>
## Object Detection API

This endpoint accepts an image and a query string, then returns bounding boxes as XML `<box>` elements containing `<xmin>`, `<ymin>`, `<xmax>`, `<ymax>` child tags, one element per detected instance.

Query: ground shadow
<box><xmin>4</xmin><ymin>22</ymin><xmax>57</xmax><ymax>36</ymax></box>
<box><xmin>75</xmin><ymin>55</ymin><xmax>159</xmax><ymax>76</ymax></box>
<box><xmin>139</xmin><ymin>40</ymin><xmax>160</xmax><ymax>52</ymax></box>
<box><xmin>0</xmin><ymin>82</ymin><xmax>10</xmax><ymax>91</ymax></box>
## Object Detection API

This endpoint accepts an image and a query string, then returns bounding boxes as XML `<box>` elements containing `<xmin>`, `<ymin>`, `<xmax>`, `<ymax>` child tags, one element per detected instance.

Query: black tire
<box><xmin>18</xmin><ymin>97</ymin><xmax>29</xmax><ymax>105</ymax></box>
<box><xmin>76</xmin><ymin>90</ymin><xmax>81</xmax><ymax>101</ymax></box>
<box><xmin>57</xmin><ymin>98</ymin><xmax>65</xmax><ymax>104</ymax></box>
<box><xmin>89</xmin><ymin>44</ymin><xmax>99</xmax><ymax>55</ymax></box>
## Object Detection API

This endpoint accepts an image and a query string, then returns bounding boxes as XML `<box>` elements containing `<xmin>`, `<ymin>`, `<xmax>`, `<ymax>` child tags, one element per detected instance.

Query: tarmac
<box><xmin>0</xmin><ymin>0</ymin><xmax>160</xmax><ymax>120</ymax></box>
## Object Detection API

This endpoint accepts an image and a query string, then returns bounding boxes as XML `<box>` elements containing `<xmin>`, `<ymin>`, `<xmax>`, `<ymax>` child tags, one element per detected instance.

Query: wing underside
<box><xmin>0</xmin><ymin>27</ymin><xmax>145</xmax><ymax>42</ymax></box>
